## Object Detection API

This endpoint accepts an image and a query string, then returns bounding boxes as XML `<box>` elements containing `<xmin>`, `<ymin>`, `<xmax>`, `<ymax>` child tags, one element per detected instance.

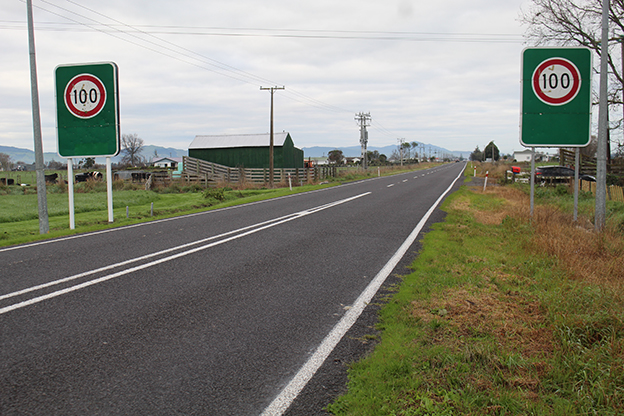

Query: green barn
<box><xmin>188</xmin><ymin>132</ymin><xmax>304</xmax><ymax>169</ymax></box>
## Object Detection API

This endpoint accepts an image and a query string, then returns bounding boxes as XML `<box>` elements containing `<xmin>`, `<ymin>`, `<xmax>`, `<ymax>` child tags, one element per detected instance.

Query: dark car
<box><xmin>535</xmin><ymin>166</ymin><xmax>595</xmax><ymax>183</ymax></box>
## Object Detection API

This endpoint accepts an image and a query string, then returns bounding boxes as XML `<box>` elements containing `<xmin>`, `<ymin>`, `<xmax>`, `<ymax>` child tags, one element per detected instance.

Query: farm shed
<box><xmin>188</xmin><ymin>132</ymin><xmax>304</xmax><ymax>169</ymax></box>
<box><xmin>152</xmin><ymin>157</ymin><xmax>182</xmax><ymax>169</ymax></box>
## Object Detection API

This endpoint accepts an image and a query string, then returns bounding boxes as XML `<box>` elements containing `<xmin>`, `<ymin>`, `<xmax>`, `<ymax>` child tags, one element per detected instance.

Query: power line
<box><xmin>19</xmin><ymin>0</ymin><xmax>355</xmax><ymax>114</ymax></box>
<box><xmin>0</xmin><ymin>20</ymin><xmax>524</xmax><ymax>43</ymax></box>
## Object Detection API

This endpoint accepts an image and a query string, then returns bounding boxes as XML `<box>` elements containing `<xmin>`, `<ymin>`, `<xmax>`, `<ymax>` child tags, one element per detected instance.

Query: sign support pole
<box><xmin>107</xmin><ymin>157</ymin><xmax>113</xmax><ymax>223</ymax></box>
<box><xmin>67</xmin><ymin>158</ymin><xmax>75</xmax><ymax>230</ymax></box>
<box><xmin>574</xmin><ymin>148</ymin><xmax>580</xmax><ymax>222</ymax></box>
<box><xmin>530</xmin><ymin>147</ymin><xmax>535</xmax><ymax>217</ymax></box>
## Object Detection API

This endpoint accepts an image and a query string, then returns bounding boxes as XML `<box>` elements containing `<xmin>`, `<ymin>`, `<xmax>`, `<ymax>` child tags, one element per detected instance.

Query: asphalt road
<box><xmin>1</xmin><ymin>162</ymin><xmax>465</xmax><ymax>415</ymax></box>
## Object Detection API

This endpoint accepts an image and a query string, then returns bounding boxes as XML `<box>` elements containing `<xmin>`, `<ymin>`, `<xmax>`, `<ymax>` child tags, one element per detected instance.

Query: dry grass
<box><xmin>470</xmin><ymin>186</ymin><xmax>624</xmax><ymax>292</ymax></box>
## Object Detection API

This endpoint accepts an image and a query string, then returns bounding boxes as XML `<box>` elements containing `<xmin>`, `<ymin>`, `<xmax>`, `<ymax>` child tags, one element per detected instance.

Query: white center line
<box><xmin>0</xmin><ymin>193</ymin><xmax>370</xmax><ymax>315</ymax></box>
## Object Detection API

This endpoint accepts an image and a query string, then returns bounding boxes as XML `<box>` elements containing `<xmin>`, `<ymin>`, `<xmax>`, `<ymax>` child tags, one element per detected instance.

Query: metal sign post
<box><xmin>55</xmin><ymin>62</ymin><xmax>120</xmax><ymax>228</ymax></box>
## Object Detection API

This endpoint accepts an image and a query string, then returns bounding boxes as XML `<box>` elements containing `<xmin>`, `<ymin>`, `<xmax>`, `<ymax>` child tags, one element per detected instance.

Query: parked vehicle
<box><xmin>534</xmin><ymin>166</ymin><xmax>595</xmax><ymax>183</ymax></box>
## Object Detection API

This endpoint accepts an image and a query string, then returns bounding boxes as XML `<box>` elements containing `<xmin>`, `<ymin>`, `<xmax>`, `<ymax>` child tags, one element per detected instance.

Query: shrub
<box><xmin>202</xmin><ymin>187</ymin><xmax>225</xmax><ymax>201</ymax></box>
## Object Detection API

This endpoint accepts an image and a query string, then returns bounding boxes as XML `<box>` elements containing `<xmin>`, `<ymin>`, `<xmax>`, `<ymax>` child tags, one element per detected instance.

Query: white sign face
<box><xmin>531</xmin><ymin>57</ymin><xmax>581</xmax><ymax>106</ymax></box>
<box><xmin>63</xmin><ymin>73</ymin><xmax>107</xmax><ymax>119</ymax></box>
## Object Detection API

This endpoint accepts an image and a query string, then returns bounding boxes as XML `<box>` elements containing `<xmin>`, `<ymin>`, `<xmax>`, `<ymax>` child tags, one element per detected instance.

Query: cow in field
<box><xmin>75</xmin><ymin>171</ymin><xmax>103</xmax><ymax>182</ymax></box>
<box><xmin>45</xmin><ymin>173</ymin><xmax>58</xmax><ymax>184</ymax></box>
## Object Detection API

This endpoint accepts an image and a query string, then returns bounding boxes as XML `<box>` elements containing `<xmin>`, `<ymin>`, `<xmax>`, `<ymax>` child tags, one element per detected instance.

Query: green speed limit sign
<box><xmin>55</xmin><ymin>62</ymin><xmax>120</xmax><ymax>157</ymax></box>
<box><xmin>521</xmin><ymin>48</ymin><xmax>592</xmax><ymax>147</ymax></box>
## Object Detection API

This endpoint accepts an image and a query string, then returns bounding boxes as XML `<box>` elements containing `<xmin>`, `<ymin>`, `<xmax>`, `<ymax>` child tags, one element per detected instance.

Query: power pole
<box><xmin>26</xmin><ymin>0</ymin><xmax>48</xmax><ymax>234</ymax></box>
<box><xmin>397</xmin><ymin>138</ymin><xmax>405</xmax><ymax>167</ymax></box>
<box><xmin>260</xmin><ymin>86</ymin><xmax>284</xmax><ymax>188</ymax></box>
<box><xmin>355</xmin><ymin>112</ymin><xmax>371</xmax><ymax>169</ymax></box>
<box><xmin>595</xmin><ymin>0</ymin><xmax>609</xmax><ymax>231</ymax></box>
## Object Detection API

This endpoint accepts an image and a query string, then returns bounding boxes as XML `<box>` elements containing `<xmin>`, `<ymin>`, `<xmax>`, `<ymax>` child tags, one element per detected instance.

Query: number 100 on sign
<box><xmin>532</xmin><ymin>58</ymin><xmax>581</xmax><ymax>106</ymax></box>
<box><xmin>64</xmin><ymin>73</ymin><xmax>107</xmax><ymax>119</ymax></box>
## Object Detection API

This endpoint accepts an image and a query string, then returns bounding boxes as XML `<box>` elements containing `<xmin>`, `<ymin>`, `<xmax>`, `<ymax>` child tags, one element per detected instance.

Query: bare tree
<box><xmin>520</xmin><ymin>0</ymin><xmax>624</xmax><ymax>139</ymax></box>
<box><xmin>121</xmin><ymin>133</ymin><xmax>145</xmax><ymax>167</ymax></box>
<box><xmin>0</xmin><ymin>153</ymin><xmax>12</xmax><ymax>171</ymax></box>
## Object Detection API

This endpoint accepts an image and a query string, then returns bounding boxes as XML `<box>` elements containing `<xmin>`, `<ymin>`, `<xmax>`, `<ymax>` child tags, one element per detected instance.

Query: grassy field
<box><xmin>0</xmin><ymin>179</ymin><xmax>337</xmax><ymax>247</ymax></box>
<box><xmin>0</xmin><ymin>163</ymin><xmax>442</xmax><ymax>247</ymax></box>
<box><xmin>327</xmin><ymin>171</ymin><xmax>624</xmax><ymax>415</ymax></box>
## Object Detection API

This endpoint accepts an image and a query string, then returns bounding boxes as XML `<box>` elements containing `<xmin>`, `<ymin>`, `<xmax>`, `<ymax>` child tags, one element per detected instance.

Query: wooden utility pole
<box><xmin>260</xmin><ymin>86</ymin><xmax>284</xmax><ymax>187</ymax></box>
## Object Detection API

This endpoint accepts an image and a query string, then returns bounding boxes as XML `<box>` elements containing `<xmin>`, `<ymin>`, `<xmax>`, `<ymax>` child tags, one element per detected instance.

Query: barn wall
<box><xmin>189</xmin><ymin>147</ymin><xmax>270</xmax><ymax>168</ymax></box>
<box><xmin>189</xmin><ymin>134</ymin><xmax>303</xmax><ymax>169</ymax></box>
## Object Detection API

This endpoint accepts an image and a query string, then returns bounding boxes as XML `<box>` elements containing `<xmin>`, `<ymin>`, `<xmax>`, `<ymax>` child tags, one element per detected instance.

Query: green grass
<box><xmin>327</xmin><ymin>184</ymin><xmax>624</xmax><ymax>415</ymax></box>
<box><xmin>0</xmin><ymin>182</ymin><xmax>335</xmax><ymax>247</ymax></box>
<box><xmin>0</xmin><ymin>163</ymin><xmax>443</xmax><ymax>248</ymax></box>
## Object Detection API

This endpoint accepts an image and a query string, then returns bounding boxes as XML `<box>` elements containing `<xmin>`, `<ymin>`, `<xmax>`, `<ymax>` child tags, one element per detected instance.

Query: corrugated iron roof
<box><xmin>188</xmin><ymin>132</ymin><xmax>290</xmax><ymax>149</ymax></box>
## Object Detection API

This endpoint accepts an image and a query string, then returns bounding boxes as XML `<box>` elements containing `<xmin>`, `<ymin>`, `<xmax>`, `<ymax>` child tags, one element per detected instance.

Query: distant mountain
<box><xmin>0</xmin><ymin>144</ymin><xmax>187</xmax><ymax>166</ymax></box>
<box><xmin>302</xmin><ymin>144</ymin><xmax>469</xmax><ymax>159</ymax></box>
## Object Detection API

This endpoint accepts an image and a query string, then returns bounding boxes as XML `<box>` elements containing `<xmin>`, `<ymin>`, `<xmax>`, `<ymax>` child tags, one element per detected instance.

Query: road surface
<box><xmin>1</xmin><ymin>163</ymin><xmax>465</xmax><ymax>415</ymax></box>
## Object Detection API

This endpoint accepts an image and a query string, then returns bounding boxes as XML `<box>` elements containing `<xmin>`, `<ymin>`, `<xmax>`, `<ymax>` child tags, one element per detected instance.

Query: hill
<box><xmin>0</xmin><ymin>145</ymin><xmax>187</xmax><ymax>166</ymax></box>
<box><xmin>302</xmin><ymin>144</ymin><xmax>469</xmax><ymax>159</ymax></box>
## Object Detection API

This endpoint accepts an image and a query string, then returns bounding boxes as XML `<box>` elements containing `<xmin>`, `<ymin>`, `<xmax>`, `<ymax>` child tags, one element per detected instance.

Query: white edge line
<box><xmin>260</xmin><ymin>164</ymin><xmax>466</xmax><ymax>416</ymax></box>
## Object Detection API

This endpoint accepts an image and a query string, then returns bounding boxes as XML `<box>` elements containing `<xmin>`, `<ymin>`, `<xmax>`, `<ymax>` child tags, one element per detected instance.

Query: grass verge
<box><xmin>0</xmin><ymin>183</ymin><xmax>333</xmax><ymax>248</ymax></box>
<box><xmin>0</xmin><ymin>163</ymin><xmax>442</xmax><ymax>248</ymax></box>
<box><xmin>327</xmin><ymin>179</ymin><xmax>624</xmax><ymax>415</ymax></box>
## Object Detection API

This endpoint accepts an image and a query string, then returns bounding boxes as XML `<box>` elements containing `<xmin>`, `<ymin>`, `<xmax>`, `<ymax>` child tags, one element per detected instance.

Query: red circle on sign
<box><xmin>532</xmin><ymin>58</ymin><xmax>581</xmax><ymax>106</ymax></box>
<box><xmin>64</xmin><ymin>74</ymin><xmax>107</xmax><ymax>119</ymax></box>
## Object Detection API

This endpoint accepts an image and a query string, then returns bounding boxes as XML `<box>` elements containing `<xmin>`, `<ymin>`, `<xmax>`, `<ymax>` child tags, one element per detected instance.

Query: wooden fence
<box><xmin>579</xmin><ymin>180</ymin><xmax>624</xmax><ymax>203</ymax></box>
<box><xmin>560</xmin><ymin>149</ymin><xmax>624</xmax><ymax>175</ymax></box>
<box><xmin>181</xmin><ymin>156</ymin><xmax>337</xmax><ymax>185</ymax></box>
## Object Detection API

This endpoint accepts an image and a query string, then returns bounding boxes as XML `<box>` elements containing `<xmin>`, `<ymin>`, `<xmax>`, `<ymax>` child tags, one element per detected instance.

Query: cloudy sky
<box><xmin>2</xmin><ymin>0</ymin><xmax>535</xmax><ymax>156</ymax></box>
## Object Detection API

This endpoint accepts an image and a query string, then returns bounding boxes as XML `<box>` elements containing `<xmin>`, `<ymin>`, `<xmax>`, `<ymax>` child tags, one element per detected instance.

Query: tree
<box><xmin>484</xmin><ymin>141</ymin><xmax>500</xmax><ymax>161</ymax></box>
<box><xmin>79</xmin><ymin>157</ymin><xmax>95</xmax><ymax>169</ymax></box>
<box><xmin>401</xmin><ymin>142</ymin><xmax>411</xmax><ymax>161</ymax></box>
<box><xmin>410</xmin><ymin>142</ymin><xmax>419</xmax><ymax>161</ymax></box>
<box><xmin>470</xmin><ymin>146</ymin><xmax>484</xmax><ymax>161</ymax></box>
<box><xmin>328</xmin><ymin>149</ymin><xmax>344</xmax><ymax>165</ymax></box>
<box><xmin>121</xmin><ymin>133</ymin><xmax>145</xmax><ymax>167</ymax></box>
<box><xmin>47</xmin><ymin>160</ymin><xmax>64</xmax><ymax>170</ymax></box>
<box><xmin>520</xmin><ymin>0</ymin><xmax>623</xmax><ymax>143</ymax></box>
<box><xmin>0</xmin><ymin>153</ymin><xmax>12</xmax><ymax>171</ymax></box>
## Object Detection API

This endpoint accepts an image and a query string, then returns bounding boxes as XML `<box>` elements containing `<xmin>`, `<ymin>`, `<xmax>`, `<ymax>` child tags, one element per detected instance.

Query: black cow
<box><xmin>0</xmin><ymin>178</ymin><xmax>15</xmax><ymax>186</ymax></box>
<box><xmin>75</xmin><ymin>171</ymin><xmax>103</xmax><ymax>182</ymax></box>
<box><xmin>45</xmin><ymin>173</ymin><xmax>58</xmax><ymax>184</ymax></box>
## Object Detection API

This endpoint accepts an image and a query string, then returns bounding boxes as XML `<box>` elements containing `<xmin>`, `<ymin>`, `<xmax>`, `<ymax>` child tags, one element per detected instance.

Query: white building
<box><xmin>513</xmin><ymin>149</ymin><xmax>533</xmax><ymax>162</ymax></box>
<box><xmin>152</xmin><ymin>157</ymin><xmax>182</xmax><ymax>169</ymax></box>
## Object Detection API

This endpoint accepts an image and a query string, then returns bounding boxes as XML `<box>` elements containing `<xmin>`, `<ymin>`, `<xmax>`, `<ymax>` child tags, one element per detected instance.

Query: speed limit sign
<box><xmin>532</xmin><ymin>57</ymin><xmax>582</xmax><ymax>106</ymax></box>
<box><xmin>64</xmin><ymin>73</ymin><xmax>107</xmax><ymax>119</ymax></box>
<box><xmin>55</xmin><ymin>62</ymin><xmax>120</xmax><ymax>157</ymax></box>
<box><xmin>521</xmin><ymin>48</ymin><xmax>591</xmax><ymax>147</ymax></box>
